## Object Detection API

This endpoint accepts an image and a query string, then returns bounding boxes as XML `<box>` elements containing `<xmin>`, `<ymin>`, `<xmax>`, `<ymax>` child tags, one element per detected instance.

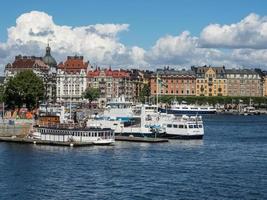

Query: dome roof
<box><xmin>43</xmin><ymin>45</ymin><xmax>57</xmax><ymax>67</ymax></box>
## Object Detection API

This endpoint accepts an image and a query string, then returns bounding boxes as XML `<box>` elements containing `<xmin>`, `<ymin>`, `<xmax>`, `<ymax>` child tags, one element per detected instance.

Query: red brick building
<box><xmin>150</xmin><ymin>68</ymin><xmax>196</xmax><ymax>96</ymax></box>
<box><xmin>87</xmin><ymin>67</ymin><xmax>135</xmax><ymax>104</ymax></box>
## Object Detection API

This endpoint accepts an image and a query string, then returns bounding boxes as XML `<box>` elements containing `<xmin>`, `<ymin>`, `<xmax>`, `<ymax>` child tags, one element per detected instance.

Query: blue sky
<box><xmin>1</xmin><ymin>0</ymin><xmax>267</xmax><ymax>70</ymax></box>
<box><xmin>1</xmin><ymin>0</ymin><xmax>266</xmax><ymax>49</ymax></box>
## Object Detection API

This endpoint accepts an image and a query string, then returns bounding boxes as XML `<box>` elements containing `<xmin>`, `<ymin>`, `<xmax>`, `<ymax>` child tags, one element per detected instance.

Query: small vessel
<box><xmin>32</xmin><ymin>115</ymin><xmax>115</xmax><ymax>145</ymax></box>
<box><xmin>87</xmin><ymin>104</ymin><xmax>161</xmax><ymax>137</ymax></box>
<box><xmin>157</xmin><ymin>114</ymin><xmax>204</xmax><ymax>139</ymax></box>
<box><xmin>159</xmin><ymin>101</ymin><xmax>216</xmax><ymax>115</ymax></box>
<box><xmin>88</xmin><ymin>101</ymin><xmax>205</xmax><ymax>139</ymax></box>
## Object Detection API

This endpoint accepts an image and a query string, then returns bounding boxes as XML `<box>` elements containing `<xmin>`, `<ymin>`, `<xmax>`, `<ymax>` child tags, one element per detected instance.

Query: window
<box><xmin>179</xmin><ymin>125</ymin><xmax>184</xmax><ymax>128</ymax></box>
<box><xmin>167</xmin><ymin>124</ymin><xmax>172</xmax><ymax>128</ymax></box>
<box><xmin>173</xmin><ymin>124</ymin><xmax>178</xmax><ymax>128</ymax></box>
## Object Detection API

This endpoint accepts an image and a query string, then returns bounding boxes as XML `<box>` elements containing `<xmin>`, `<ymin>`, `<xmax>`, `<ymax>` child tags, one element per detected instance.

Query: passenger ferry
<box><xmin>32</xmin><ymin>115</ymin><xmax>115</xmax><ymax>145</ymax></box>
<box><xmin>87</xmin><ymin>105</ymin><xmax>161</xmax><ymax>137</ymax></box>
<box><xmin>159</xmin><ymin>101</ymin><xmax>216</xmax><ymax>115</ymax></box>
<box><xmin>88</xmin><ymin>102</ymin><xmax>204</xmax><ymax>139</ymax></box>
<box><xmin>158</xmin><ymin>114</ymin><xmax>204</xmax><ymax>139</ymax></box>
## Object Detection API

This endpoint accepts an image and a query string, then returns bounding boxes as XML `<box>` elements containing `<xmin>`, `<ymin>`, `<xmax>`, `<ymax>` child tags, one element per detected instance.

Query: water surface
<box><xmin>0</xmin><ymin>115</ymin><xmax>266</xmax><ymax>200</ymax></box>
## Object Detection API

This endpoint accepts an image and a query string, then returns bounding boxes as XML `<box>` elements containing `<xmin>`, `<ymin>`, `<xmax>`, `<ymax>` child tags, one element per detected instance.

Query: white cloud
<box><xmin>0</xmin><ymin>11</ymin><xmax>142</xmax><ymax>71</ymax></box>
<box><xmin>1</xmin><ymin>11</ymin><xmax>267</xmax><ymax>72</ymax></box>
<box><xmin>145</xmin><ymin>31</ymin><xmax>225</xmax><ymax>67</ymax></box>
<box><xmin>200</xmin><ymin>13</ymin><xmax>267</xmax><ymax>49</ymax></box>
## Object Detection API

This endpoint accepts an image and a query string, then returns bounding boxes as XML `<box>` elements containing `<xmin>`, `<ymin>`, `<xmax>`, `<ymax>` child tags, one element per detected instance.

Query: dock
<box><xmin>0</xmin><ymin>136</ymin><xmax>94</xmax><ymax>147</ymax></box>
<box><xmin>115</xmin><ymin>136</ymin><xmax>168</xmax><ymax>143</ymax></box>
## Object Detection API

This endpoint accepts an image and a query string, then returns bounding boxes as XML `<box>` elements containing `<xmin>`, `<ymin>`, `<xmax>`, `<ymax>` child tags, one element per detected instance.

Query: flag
<box><xmin>157</xmin><ymin>74</ymin><xmax>167</xmax><ymax>88</ymax></box>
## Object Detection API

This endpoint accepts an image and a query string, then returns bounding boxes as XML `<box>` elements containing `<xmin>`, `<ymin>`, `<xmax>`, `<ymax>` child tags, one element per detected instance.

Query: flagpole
<box><xmin>156</xmin><ymin>72</ymin><xmax>159</xmax><ymax>108</ymax></box>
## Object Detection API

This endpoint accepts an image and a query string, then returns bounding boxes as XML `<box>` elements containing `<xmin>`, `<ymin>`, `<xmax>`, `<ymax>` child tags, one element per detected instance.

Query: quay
<box><xmin>115</xmin><ymin>136</ymin><xmax>168</xmax><ymax>143</ymax></box>
<box><xmin>0</xmin><ymin>136</ymin><xmax>94</xmax><ymax>147</ymax></box>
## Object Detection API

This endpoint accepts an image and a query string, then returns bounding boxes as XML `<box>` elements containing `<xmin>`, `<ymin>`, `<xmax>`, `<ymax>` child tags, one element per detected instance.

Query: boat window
<box><xmin>199</xmin><ymin>125</ymin><xmax>203</xmax><ymax>128</ymax></box>
<box><xmin>167</xmin><ymin>124</ymin><xmax>172</xmax><ymax>128</ymax></box>
<box><xmin>173</xmin><ymin>124</ymin><xmax>178</xmax><ymax>128</ymax></box>
<box><xmin>194</xmin><ymin>125</ymin><xmax>198</xmax><ymax>128</ymax></box>
<box><xmin>179</xmin><ymin>125</ymin><xmax>184</xmax><ymax>128</ymax></box>
<box><xmin>189</xmin><ymin>125</ymin><xmax>194</xmax><ymax>129</ymax></box>
<box><xmin>184</xmin><ymin>125</ymin><xmax>188</xmax><ymax>128</ymax></box>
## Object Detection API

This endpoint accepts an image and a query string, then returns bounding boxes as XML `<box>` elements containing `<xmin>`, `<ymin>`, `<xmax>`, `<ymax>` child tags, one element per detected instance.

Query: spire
<box><xmin>46</xmin><ymin>44</ymin><xmax>51</xmax><ymax>56</ymax></box>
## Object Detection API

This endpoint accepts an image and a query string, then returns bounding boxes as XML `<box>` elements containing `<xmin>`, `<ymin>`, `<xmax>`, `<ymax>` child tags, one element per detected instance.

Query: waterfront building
<box><xmin>4</xmin><ymin>45</ymin><xmax>57</xmax><ymax>102</ymax></box>
<box><xmin>87</xmin><ymin>67</ymin><xmax>135</xmax><ymax>105</ymax></box>
<box><xmin>150</xmin><ymin>68</ymin><xmax>196</xmax><ymax>96</ymax></box>
<box><xmin>192</xmin><ymin>66</ymin><xmax>227</xmax><ymax>96</ymax></box>
<box><xmin>262</xmin><ymin>72</ymin><xmax>267</xmax><ymax>97</ymax></box>
<box><xmin>57</xmin><ymin>56</ymin><xmax>89</xmax><ymax>103</ymax></box>
<box><xmin>42</xmin><ymin>45</ymin><xmax>58</xmax><ymax>103</ymax></box>
<box><xmin>127</xmin><ymin>69</ymin><xmax>153</xmax><ymax>102</ymax></box>
<box><xmin>226</xmin><ymin>69</ymin><xmax>263</xmax><ymax>97</ymax></box>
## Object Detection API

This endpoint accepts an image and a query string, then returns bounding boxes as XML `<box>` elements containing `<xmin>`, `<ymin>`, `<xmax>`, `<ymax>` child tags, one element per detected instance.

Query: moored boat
<box><xmin>157</xmin><ymin>114</ymin><xmax>204</xmax><ymax>139</ymax></box>
<box><xmin>159</xmin><ymin>101</ymin><xmax>216</xmax><ymax>115</ymax></box>
<box><xmin>32</xmin><ymin>115</ymin><xmax>115</xmax><ymax>145</ymax></box>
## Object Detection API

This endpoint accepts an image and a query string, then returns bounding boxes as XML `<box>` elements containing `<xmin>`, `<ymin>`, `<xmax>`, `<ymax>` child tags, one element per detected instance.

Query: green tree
<box><xmin>139</xmin><ymin>84</ymin><xmax>151</xmax><ymax>103</ymax></box>
<box><xmin>83</xmin><ymin>87</ymin><xmax>100</xmax><ymax>108</ymax></box>
<box><xmin>0</xmin><ymin>85</ymin><xmax>4</xmax><ymax>103</ymax></box>
<box><xmin>4</xmin><ymin>70</ymin><xmax>44</xmax><ymax>109</ymax></box>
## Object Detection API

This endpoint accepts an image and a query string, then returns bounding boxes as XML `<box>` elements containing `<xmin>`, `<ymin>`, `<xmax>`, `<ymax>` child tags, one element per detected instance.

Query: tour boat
<box><xmin>87</xmin><ymin>104</ymin><xmax>161</xmax><ymax>137</ymax></box>
<box><xmin>159</xmin><ymin>101</ymin><xmax>216</xmax><ymax>115</ymax></box>
<box><xmin>88</xmin><ymin>102</ymin><xmax>205</xmax><ymax>139</ymax></box>
<box><xmin>32</xmin><ymin>115</ymin><xmax>115</xmax><ymax>145</ymax></box>
<box><xmin>157</xmin><ymin>114</ymin><xmax>204</xmax><ymax>139</ymax></box>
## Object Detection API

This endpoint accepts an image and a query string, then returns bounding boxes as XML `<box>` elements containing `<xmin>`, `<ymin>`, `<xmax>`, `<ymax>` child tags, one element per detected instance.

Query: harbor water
<box><xmin>0</xmin><ymin>115</ymin><xmax>267</xmax><ymax>199</ymax></box>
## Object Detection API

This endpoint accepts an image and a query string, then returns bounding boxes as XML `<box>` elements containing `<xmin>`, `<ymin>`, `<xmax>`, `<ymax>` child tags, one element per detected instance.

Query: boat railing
<box><xmin>38</xmin><ymin>122</ymin><xmax>81</xmax><ymax>129</ymax></box>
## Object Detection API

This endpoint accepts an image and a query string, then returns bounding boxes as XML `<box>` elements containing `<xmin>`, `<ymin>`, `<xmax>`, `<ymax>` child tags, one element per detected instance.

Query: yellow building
<box><xmin>191</xmin><ymin>66</ymin><xmax>227</xmax><ymax>96</ymax></box>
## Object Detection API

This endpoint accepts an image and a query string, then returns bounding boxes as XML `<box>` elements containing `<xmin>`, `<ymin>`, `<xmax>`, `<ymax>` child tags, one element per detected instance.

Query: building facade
<box><xmin>150</xmin><ymin>68</ymin><xmax>196</xmax><ymax>96</ymax></box>
<box><xmin>87</xmin><ymin>67</ymin><xmax>135</xmax><ymax>105</ymax></box>
<box><xmin>192</xmin><ymin>66</ymin><xmax>227</xmax><ymax>96</ymax></box>
<box><xmin>263</xmin><ymin>74</ymin><xmax>267</xmax><ymax>97</ymax></box>
<box><xmin>4</xmin><ymin>45</ymin><xmax>58</xmax><ymax>102</ymax></box>
<box><xmin>56</xmin><ymin>56</ymin><xmax>89</xmax><ymax>103</ymax></box>
<box><xmin>226</xmin><ymin>69</ymin><xmax>263</xmax><ymax>97</ymax></box>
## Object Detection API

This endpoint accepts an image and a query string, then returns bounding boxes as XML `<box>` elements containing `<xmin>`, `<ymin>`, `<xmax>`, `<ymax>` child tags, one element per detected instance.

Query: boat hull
<box><xmin>158</xmin><ymin>133</ymin><xmax>203</xmax><ymax>140</ymax></box>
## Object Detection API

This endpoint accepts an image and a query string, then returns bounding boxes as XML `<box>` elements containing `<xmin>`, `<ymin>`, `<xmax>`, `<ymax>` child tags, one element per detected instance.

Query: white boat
<box><xmin>88</xmin><ymin>101</ymin><xmax>204</xmax><ymax>139</ymax></box>
<box><xmin>87</xmin><ymin>104</ymin><xmax>160</xmax><ymax>137</ymax></box>
<box><xmin>159</xmin><ymin>101</ymin><xmax>216</xmax><ymax>115</ymax></box>
<box><xmin>157</xmin><ymin>114</ymin><xmax>204</xmax><ymax>139</ymax></box>
<box><xmin>32</xmin><ymin>116</ymin><xmax>115</xmax><ymax>145</ymax></box>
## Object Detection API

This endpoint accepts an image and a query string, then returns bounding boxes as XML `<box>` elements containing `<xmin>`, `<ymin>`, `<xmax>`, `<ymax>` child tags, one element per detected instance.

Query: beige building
<box><xmin>192</xmin><ymin>66</ymin><xmax>227</xmax><ymax>96</ymax></box>
<box><xmin>226</xmin><ymin>69</ymin><xmax>263</xmax><ymax>97</ymax></box>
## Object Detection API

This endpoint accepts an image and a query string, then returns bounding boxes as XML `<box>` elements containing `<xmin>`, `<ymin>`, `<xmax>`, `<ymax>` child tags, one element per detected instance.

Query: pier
<box><xmin>115</xmin><ymin>136</ymin><xmax>168</xmax><ymax>143</ymax></box>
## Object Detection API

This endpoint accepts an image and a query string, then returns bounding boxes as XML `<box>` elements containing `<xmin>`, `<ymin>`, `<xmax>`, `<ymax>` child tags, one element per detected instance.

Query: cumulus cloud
<box><xmin>0</xmin><ymin>11</ymin><xmax>143</xmax><ymax>70</ymax></box>
<box><xmin>145</xmin><ymin>31</ymin><xmax>228</xmax><ymax>67</ymax></box>
<box><xmin>200</xmin><ymin>13</ymin><xmax>267</xmax><ymax>49</ymax></box>
<box><xmin>1</xmin><ymin>11</ymin><xmax>267</xmax><ymax>72</ymax></box>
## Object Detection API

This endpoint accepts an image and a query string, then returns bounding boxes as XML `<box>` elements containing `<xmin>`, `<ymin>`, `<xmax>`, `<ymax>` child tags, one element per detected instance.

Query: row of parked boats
<box><xmin>31</xmin><ymin>99</ymin><xmax>209</xmax><ymax>145</ymax></box>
